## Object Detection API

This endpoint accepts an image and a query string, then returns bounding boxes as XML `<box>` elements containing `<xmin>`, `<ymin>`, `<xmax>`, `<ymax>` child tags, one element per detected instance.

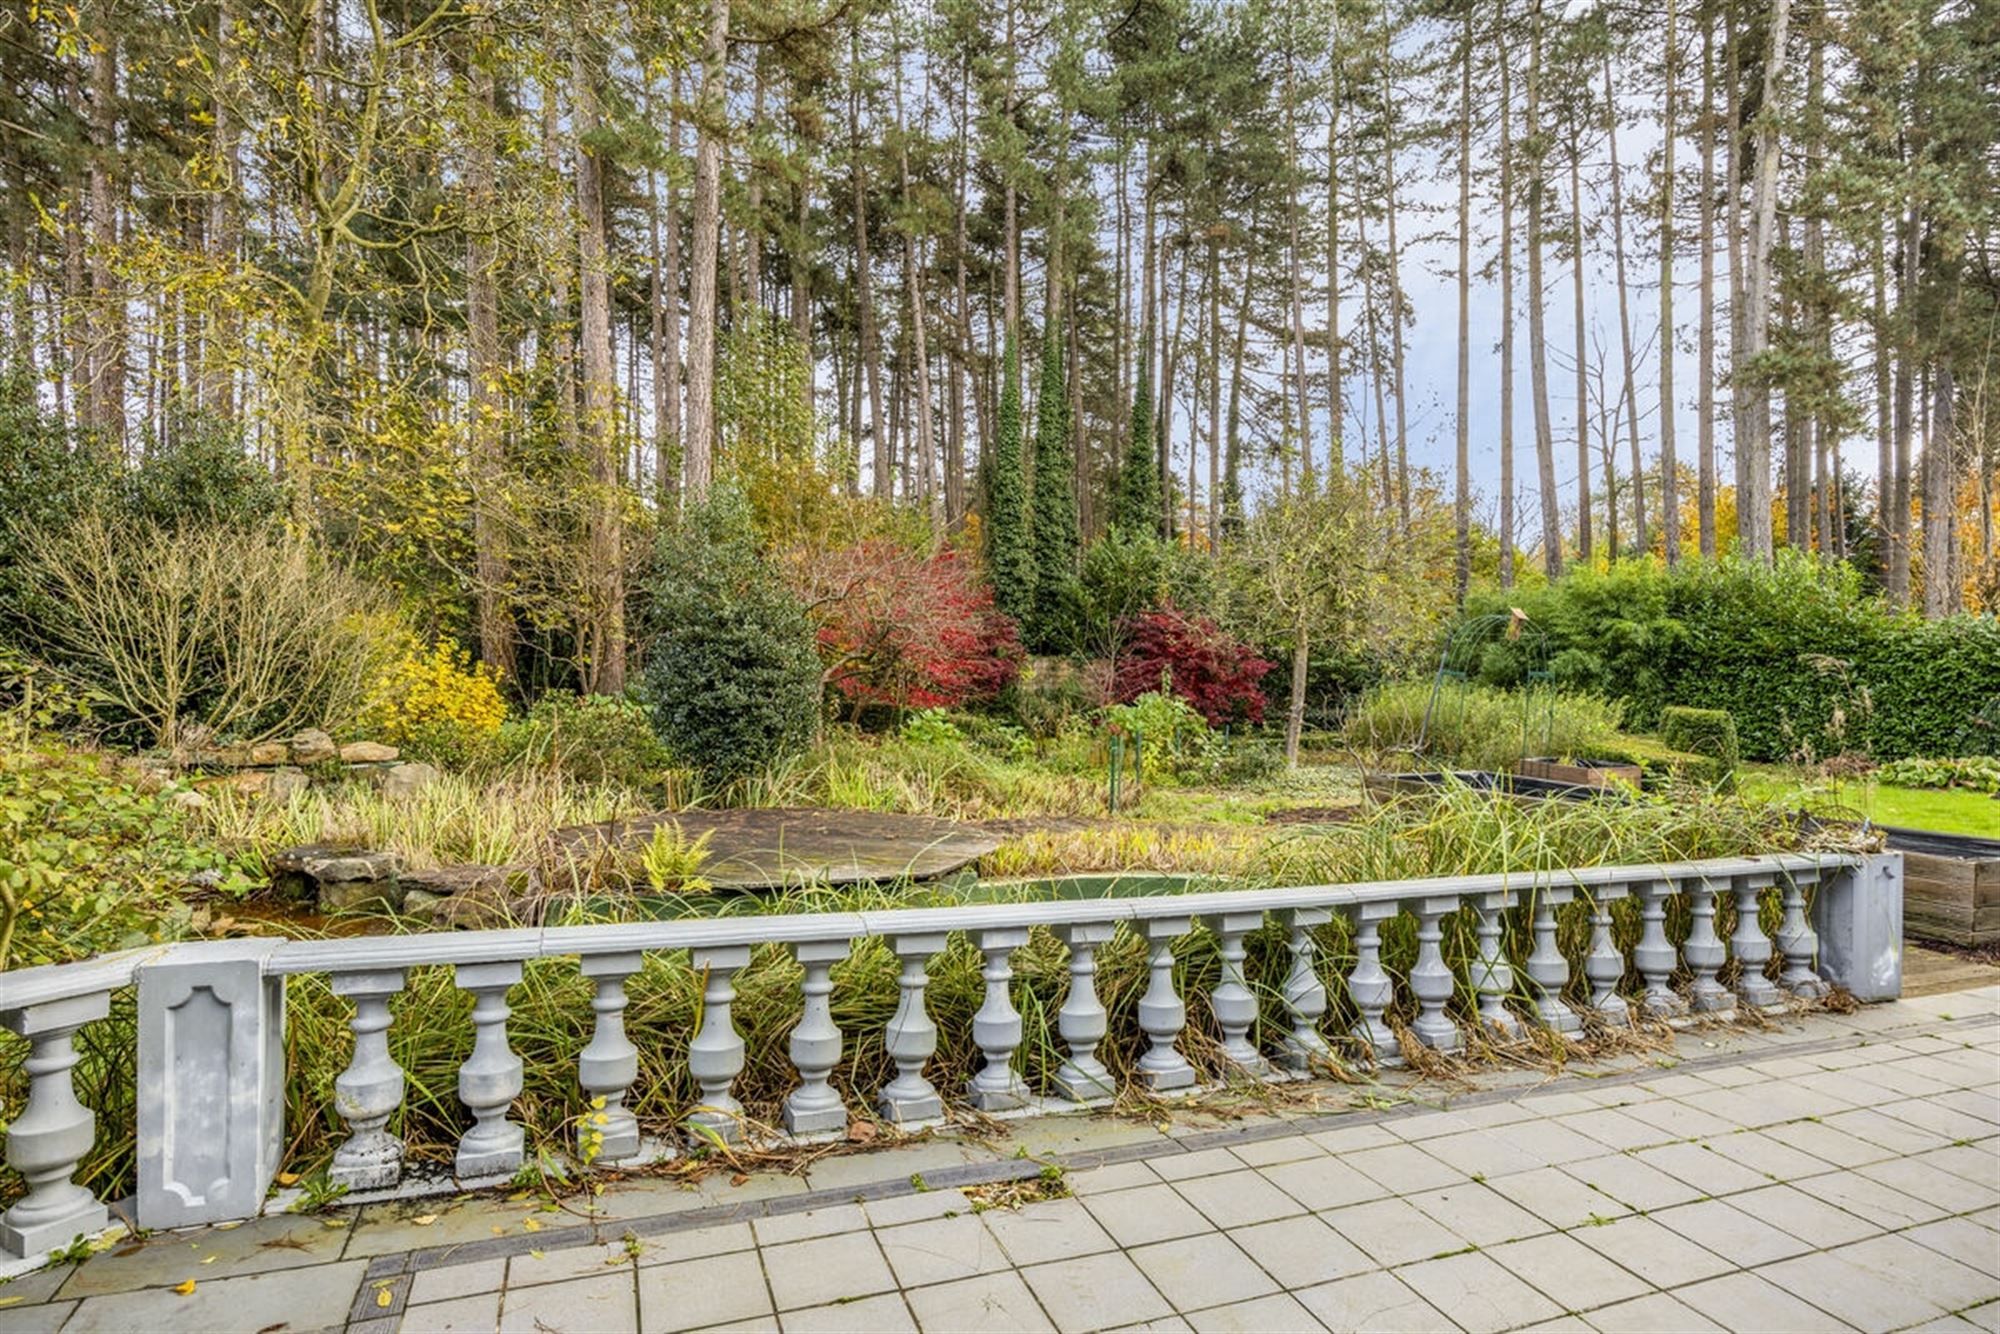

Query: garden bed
<box><xmin>1879</xmin><ymin>825</ymin><xmax>2000</xmax><ymax>947</ymax></box>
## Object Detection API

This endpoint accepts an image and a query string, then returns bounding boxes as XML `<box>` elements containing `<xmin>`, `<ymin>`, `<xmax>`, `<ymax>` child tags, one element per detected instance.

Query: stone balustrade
<box><xmin>0</xmin><ymin>852</ymin><xmax>1903</xmax><ymax>1260</ymax></box>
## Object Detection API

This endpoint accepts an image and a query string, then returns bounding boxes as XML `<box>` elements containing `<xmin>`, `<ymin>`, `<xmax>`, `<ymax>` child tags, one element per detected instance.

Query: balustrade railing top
<box><xmin>0</xmin><ymin>850</ymin><xmax>1905</xmax><ymax>1262</ymax></box>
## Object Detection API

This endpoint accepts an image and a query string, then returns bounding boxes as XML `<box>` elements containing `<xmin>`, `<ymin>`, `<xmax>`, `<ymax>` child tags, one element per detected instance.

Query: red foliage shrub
<box><xmin>801</xmin><ymin>541</ymin><xmax>1022</xmax><ymax>715</ymax></box>
<box><xmin>1113</xmin><ymin>604</ymin><xmax>1272</xmax><ymax>725</ymax></box>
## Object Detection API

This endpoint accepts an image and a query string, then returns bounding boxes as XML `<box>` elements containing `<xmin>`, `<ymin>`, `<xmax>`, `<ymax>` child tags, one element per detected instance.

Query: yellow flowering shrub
<box><xmin>364</xmin><ymin>639</ymin><xmax>507</xmax><ymax>746</ymax></box>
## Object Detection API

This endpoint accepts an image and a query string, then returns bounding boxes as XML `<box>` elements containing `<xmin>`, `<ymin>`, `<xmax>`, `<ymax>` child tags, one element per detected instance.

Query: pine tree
<box><xmin>1028</xmin><ymin>298</ymin><xmax>1077</xmax><ymax>646</ymax></box>
<box><xmin>987</xmin><ymin>327</ymin><xmax>1035</xmax><ymax>624</ymax></box>
<box><xmin>1112</xmin><ymin>321</ymin><xmax>1161</xmax><ymax>534</ymax></box>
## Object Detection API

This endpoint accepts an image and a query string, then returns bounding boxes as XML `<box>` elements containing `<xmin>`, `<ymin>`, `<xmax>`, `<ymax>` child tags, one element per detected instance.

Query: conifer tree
<box><xmin>1028</xmin><ymin>298</ymin><xmax>1077</xmax><ymax>644</ymax></box>
<box><xmin>987</xmin><ymin>328</ymin><xmax>1035</xmax><ymax>623</ymax></box>
<box><xmin>1112</xmin><ymin>322</ymin><xmax>1160</xmax><ymax>535</ymax></box>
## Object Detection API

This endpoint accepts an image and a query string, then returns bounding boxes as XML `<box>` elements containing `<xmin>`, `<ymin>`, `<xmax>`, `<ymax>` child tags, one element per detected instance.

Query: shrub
<box><xmin>1055</xmin><ymin>528</ymin><xmax>1219</xmax><ymax>659</ymax></box>
<box><xmin>1004</xmin><ymin>658</ymin><xmax>1111</xmax><ymax>744</ymax></box>
<box><xmin>1455</xmin><ymin>554</ymin><xmax>2000</xmax><ymax>762</ymax></box>
<box><xmin>0</xmin><ymin>724</ymin><xmax>239</xmax><ymax>970</ymax></box>
<box><xmin>122</xmin><ymin>416</ymin><xmax>285</xmax><ymax>531</ymax></box>
<box><xmin>1343</xmin><ymin>680</ymin><xmax>1626</xmax><ymax>772</ymax></box>
<box><xmin>801</xmin><ymin>541</ymin><xmax>1022</xmax><ymax>718</ymax></box>
<box><xmin>18</xmin><ymin>513</ymin><xmax>398</xmax><ymax>748</ymax></box>
<box><xmin>494</xmin><ymin>691</ymin><xmax>682</xmax><ymax>793</ymax></box>
<box><xmin>1106</xmin><ymin>688</ymin><xmax>1223</xmax><ymax>782</ymax></box>
<box><xmin>0</xmin><ymin>370</ymin><xmax>113</xmax><ymax>645</ymax></box>
<box><xmin>1113</xmin><ymin>604</ymin><xmax>1272</xmax><ymax>726</ymax></box>
<box><xmin>642</xmin><ymin>488</ymin><xmax>822</xmax><ymax>781</ymax></box>
<box><xmin>366</xmin><ymin>639</ymin><xmax>508</xmax><ymax>750</ymax></box>
<box><xmin>1659</xmin><ymin>706</ymin><xmax>1741</xmax><ymax>776</ymax></box>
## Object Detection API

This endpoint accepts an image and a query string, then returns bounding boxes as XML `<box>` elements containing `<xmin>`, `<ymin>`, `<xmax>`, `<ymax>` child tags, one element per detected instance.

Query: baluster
<box><xmin>1777</xmin><ymin>871</ymin><xmax>1829</xmax><ymax>997</ymax></box>
<box><xmin>455</xmin><ymin>961</ymin><xmax>525</xmax><ymax>1179</ymax></box>
<box><xmin>0</xmin><ymin>995</ymin><xmax>111</xmax><ymax>1256</ymax></box>
<box><xmin>1202</xmin><ymin>912</ymin><xmax>1273</xmax><ymax>1077</ymax></box>
<box><xmin>1348</xmin><ymin>903</ymin><xmax>1403</xmax><ymax>1067</ymax></box>
<box><xmin>968</xmin><ymin>928</ymin><xmax>1032</xmax><ymax>1111</ymax></box>
<box><xmin>1585</xmin><ymin>887</ymin><xmax>1631</xmax><ymax>1023</ymax></box>
<box><xmin>1410</xmin><ymin>897</ymin><xmax>1462</xmax><ymax>1052</ymax></box>
<box><xmin>330</xmin><ymin>970</ymin><xmax>408</xmax><ymax>1190</ymax></box>
<box><xmin>687</xmin><ymin>945</ymin><xmax>752</xmax><ymax>1143</ymax></box>
<box><xmin>1731</xmin><ymin>873</ymin><xmax>1782</xmax><ymax>1009</ymax></box>
<box><xmin>1137</xmin><ymin>916</ymin><xmax>1196</xmax><ymax>1091</ymax></box>
<box><xmin>1054</xmin><ymin>923</ymin><xmax>1118</xmax><ymax>1100</ymax></box>
<box><xmin>577</xmin><ymin>953</ymin><xmax>643</xmax><ymax>1163</ymax></box>
<box><xmin>785</xmin><ymin>940</ymin><xmax>851</xmax><ymax>1135</ymax></box>
<box><xmin>1279</xmin><ymin>908</ymin><xmax>1333</xmax><ymax>1071</ymax></box>
<box><xmin>1471</xmin><ymin>893</ymin><xmax>1521</xmax><ymax>1038</ymax></box>
<box><xmin>1684</xmin><ymin>877</ymin><xmax>1733</xmax><ymax>1014</ymax></box>
<box><xmin>1524</xmin><ymin>889</ymin><xmax>1580</xmax><ymax>1034</ymax></box>
<box><xmin>1633</xmin><ymin>879</ymin><xmax>1687</xmax><ymax>1017</ymax></box>
<box><xmin>879</xmin><ymin>933</ymin><xmax>946</xmax><ymax>1123</ymax></box>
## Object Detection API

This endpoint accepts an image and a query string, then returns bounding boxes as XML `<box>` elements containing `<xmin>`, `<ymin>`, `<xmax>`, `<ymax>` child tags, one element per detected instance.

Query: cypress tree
<box><xmin>1028</xmin><ymin>299</ymin><xmax>1077</xmax><ymax>644</ymax></box>
<box><xmin>986</xmin><ymin>328</ymin><xmax>1035</xmax><ymax>623</ymax></box>
<box><xmin>1112</xmin><ymin>322</ymin><xmax>1160</xmax><ymax>534</ymax></box>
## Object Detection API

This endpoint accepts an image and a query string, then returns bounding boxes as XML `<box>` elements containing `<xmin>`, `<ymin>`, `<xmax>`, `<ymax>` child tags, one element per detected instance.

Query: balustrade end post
<box><xmin>1811</xmin><ymin>854</ymin><xmax>1902</xmax><ymax>1002</ymax></box>
<box><xmin>136</xmin><ymin>940</ymin><xmax>287</xmax><ymax>1231</ymax></box>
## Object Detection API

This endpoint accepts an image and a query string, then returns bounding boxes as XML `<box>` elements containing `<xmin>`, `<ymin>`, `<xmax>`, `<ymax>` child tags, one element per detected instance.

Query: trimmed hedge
<box><xmin>1457</xmin><ymin>555</ymin><xmax>2000</xmax><ymax>762</ymax></box>
<box><xmin>1659</xmin><ymin>706</ymin><xmax>1741</xmax><ymax>777</ymax></box>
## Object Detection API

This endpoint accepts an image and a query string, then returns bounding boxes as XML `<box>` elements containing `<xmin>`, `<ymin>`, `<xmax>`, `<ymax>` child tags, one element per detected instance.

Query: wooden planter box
<box><xmin>1893</xmin><ymin>833</ymin><xmax>2000</xmax><ymax>947</ymax></box>
<box><xmin>1513</xmin><ymin>758</ymin><xmax>1643</xmax><ymax>788</ymax></box>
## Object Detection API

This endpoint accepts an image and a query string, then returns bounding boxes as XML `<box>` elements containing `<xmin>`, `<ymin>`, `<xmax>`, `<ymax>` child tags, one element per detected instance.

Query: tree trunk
<box><xmin>1697</xmin><ymin>7</ymin><xmax>1718</xmax><ymax>557</ymax></box>
<box><xmin>1527</xmin><ymin>3</ymin><xmax>1561</xmax><ymax>578</ymax></box>
<box><xmin>1285</xmin><ymin>621</ymin><xmax>1308</xmax><ymax>767</ymax></box>
<box><xmin>1738</xmin><ymin>0</ymin><xmax>1790</xmax><ymax>562</ymax></box>
<box><xmin>1657</xmin><ymin>0</ymin><xmax>1679</xmax><ymax>563</ymax></box>
<box><xmin>1604</xmin><ymin>52</ymin><xmax>1646</xmax><ymax>558</ymax></box>
<box><xmin>1890</xmin><ymin>201</ymin><xmax>1917</xmax><ymax>603</ymax></box>
<box><xmin>467</xmin><ymin>27</ymin><xmax>514</xmax><ymax>681</ymax></box>
<box><xmin>1923</xmin><ymin>364</ymin><xmax>1956</xmax><ymax>616</ymax></box>
<box><xmin>1569</xmin><ymin>134</ymin><xmax>1591</xmax><ymax>563</ymax></box>
<box><xmin>682</xmin><ymin>0</ymin><xmax>731</xmax><ymax>501</ymax></box>
<box><xmin>1455</xmin><ymin>2</ymin><xmax>1472</xmax><ymax>597</ymax></box>
<box><xmin>1498</xmin><ymin>0</ymin><xmax>1516</xmax><ymax>588</ymax></box>
<box><xmin>1378</xmin><ymin>13</ymin><xmax>1410</xmax><ymax>528</ymax></box>
<box><xmin>574</xmin><ymin>22</ymin><xmax>624</xmax><ymax>694</ymax></box>
<box><xmin>661</xmin><ymin>75</ymin><xmax>685</xmax><ymax>504</ymax></box>
<box><xmin>89</xmin><ymin>23</ymin><xmax>125</xmax><ymax>454</ymax></box>
<box><xmin>1326</xmin><ymin>0</ymin><xmax>1344</xmax><ymax>472</ymax></box>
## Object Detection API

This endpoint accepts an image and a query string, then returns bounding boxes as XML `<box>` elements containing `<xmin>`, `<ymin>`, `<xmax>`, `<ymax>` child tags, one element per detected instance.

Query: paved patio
<box><xmin>4</xmin><ymin>984</ymin><xmax>1997</xmax><ymax>1333</ymax></box>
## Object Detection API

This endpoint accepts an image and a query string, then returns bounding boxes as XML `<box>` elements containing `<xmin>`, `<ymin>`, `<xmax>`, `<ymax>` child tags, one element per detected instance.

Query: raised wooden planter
<box><xmin>1884</xmin><ymin>826</ymin><xmax>2000</xmax><ymax>947</ymax></box>
<box><xmin>1514</xmin><ymin>758</ymin><xmax>1643</xmax><ymax>788</ymax></box>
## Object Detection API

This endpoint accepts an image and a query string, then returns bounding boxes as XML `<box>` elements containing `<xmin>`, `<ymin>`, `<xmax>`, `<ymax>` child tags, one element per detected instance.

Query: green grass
<box><xmin>1740</xmin><ymin>765</ymin><xmax>2000</xmax><ymax>839</ymax></box>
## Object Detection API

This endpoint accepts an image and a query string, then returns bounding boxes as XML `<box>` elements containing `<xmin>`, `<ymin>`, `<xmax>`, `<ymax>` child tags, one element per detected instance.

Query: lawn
<box><xmin>1741</xmin><ymin>765</ymin><xmax>2000</xmax><ymax>840</ymax></box>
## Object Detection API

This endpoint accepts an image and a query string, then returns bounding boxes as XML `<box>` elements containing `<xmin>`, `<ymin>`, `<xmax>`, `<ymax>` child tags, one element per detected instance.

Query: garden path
<box><xmin>5</xmin><ymin>988</ymin><xmax>1997</xmax><ymax>1332</ymax></box>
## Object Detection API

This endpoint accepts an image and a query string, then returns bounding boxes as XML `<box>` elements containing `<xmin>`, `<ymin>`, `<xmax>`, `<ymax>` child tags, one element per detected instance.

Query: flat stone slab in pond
<box><xmin>553</xmin><ymin>807</ymin><xmax>1003</xmax><ymax>890</ymax></box>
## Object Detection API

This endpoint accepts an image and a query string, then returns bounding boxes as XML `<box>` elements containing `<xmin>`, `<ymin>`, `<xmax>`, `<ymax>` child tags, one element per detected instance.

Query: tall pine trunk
<box><xmin>683</xmin><ymin>0</ymin><xmax>731</xmax><ymax>500</ymax></box>
<box><xmin>1527</xmin><ymin>0</ymin><xmax>1562</xmax><ymax>578</ymax></box>
<box><xmin>574</xmin><ymin>21</ymin><xmax>624</xmax><ymax>694</ymax></box>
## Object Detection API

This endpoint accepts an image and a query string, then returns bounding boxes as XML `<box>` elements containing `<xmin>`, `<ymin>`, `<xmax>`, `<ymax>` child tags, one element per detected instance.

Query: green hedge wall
<box><xmin>1456</xmin><ymin>555</ymin><xmax>2000</xmax><ymax>762</ymax></box>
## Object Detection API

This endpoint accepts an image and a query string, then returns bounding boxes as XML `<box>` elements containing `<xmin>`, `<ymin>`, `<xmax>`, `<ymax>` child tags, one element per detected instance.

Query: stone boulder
<box><xmin>408</xmin><ymin>864</ymin><xmax>545</xmax><ymax>929</ymax></box>
<box><xmin>270</xmin><ymin>844</ymin><xmax>403</xmax><ymax>913</ymax></box>
<box><xmin>247</xmin><ymin>742</ymin><xmax>290</xmax><ymax>766</ymax></box>
<box><xmin>287</xmin><ymin>729</ymin><xmax>338</xmax><ymax>764</ymax></box>
<box><xmin>339</xmin><ymin>741</ymin><xmax>400</xmax><ymax>764</ymax></box>
<box><xmin>375</xmin><ymin>761</ymin><xmax>439</xmax><ymax>800</ymax></box>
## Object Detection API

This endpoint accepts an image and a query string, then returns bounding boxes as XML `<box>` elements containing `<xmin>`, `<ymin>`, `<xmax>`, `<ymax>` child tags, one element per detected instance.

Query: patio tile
<box><xmin>1293</xmin><ymin>1270</ymin><xmax>1453</xmax><ymax>1333</ymax></box>
<box><xmin>1571</xmin><ymin>1214</ymin><xmax>1733</xmax><ymax>1288</ymax></box>
<box><xmin>1828</xmin><ymin>1105</ymin><xmax>1958</xmax><ymax>1155</ymax></box>
<box><xmin>508</xmin><ymin>1242</ymin><xmax>636</xmax><ymax>1289</ymax></box>
<box><xmin>1173</xmin><ymin>1170</ymin><xmax>1308</xmax><ymax>1228</ymax></box>
<box><xmin>779</xmin><ymin>1291</ymin><xmax>917</xmax><ymax>1333</ymax></box>
<box><xmin>1083</xmin><ymin>1184</ymin><xmax>1215</xmax><ymax>1247</ymax></box>
<box><xmin>904</xmin><ymin>1271</ymin><xmax>1055</xmax><ymax>1333</ymax></box>
<box><xmin>980</xmin><ymin>1196</ymin><xmax>1117</xmax><ymax>1267</ymax></box>
<box><xmin>865</xmin><ymin>1189</ymin><xmax>972</xmax><ymax>1228</ymax></box>
<box><xmin>1502</xmin><ymin>1167</ymin><xmax>1631</xmax><ymax>1230</ymax></box>
<box><xmin>1227</xmin><ymin>1215</ymin><xmax>1373</xmax><ymax>1289</ymax></box>
<box><xmin>408</xmin><ymin>1258</ymin><xmax>506</xmax><ymax>1305</ymax></box>
<box><xmin>401</xmin><ymin>1293</ymin><xmax>504</xmax><ymax>1333</ymax></box>
<box><xmin>1757</xmin><ymin>1236</ymin><xmax>1991</xmax><ymax>1332</ymax></box>
<box><xmin>1561</xmin><ymin>1108</ymin><xmax>1671</xmax><ymax>1153</ymax></box>
<box><xmin>1068</xmin><ymin>1161</ymin><xmax>1159</xmax><ymax>1195</ymax></box>
<box><xmin>1320</xmin><ymin>1197</ymin><xmax>1467</xmax><ymax>1268</ymax></box>
<box><xmin>1618</xmin><ymin>1100</ymin><xmax>1738</xmax><ymax>1141</ymax></box>
<box><xmin>61</xmin><ymin>1259</ymin><xmax>366</xmax><ymax>1334</ymax></box>
<box><xmin>1644</xmin><ymin>1197</ymin><xmax>1815</xmax><ymax>1265</ymax></box>
<box><xmin>635</xmin><ymin>1249</ymin><xmax>772</xmax><ymax>1332</ymax></box>
<box><xmin>754</xmin><ymin>1204</ymin><xmax>867</xmax><ymax>1246</ymax></box>
<box><xmin>1562</xmin><ymin>1153</ymin><xmax>1705</xmax><ymax>1212</ymax></box>
<box><xmin>1302</xmin><ymin>1122</ymin><xmax>1401</xmax><ymax>1154</ymax></box>
<box><xmin>1858</xmin><ymin>1154</ymin><xmax>2000</xmax><ymax>1215</ymax></box>
<box><xmin>1906</xmin><ymin>1216</ymin><xmax>2000</xmax><ymax>1276</ymax></box>
<box><xmin>1674</xmin><ymin>1271</ymin><xmax>1859</xmax><ymax>1332</ymax></box>
<box><xmin>1020</xmin><ymin>1251</ymin><xmax>1174</xmax><ymax>1334</ymax></box>
<box><xmin>1584</xmin><ymin>1291</ymin><xmax>1724</xmax><ymax>1332</ymax></box>
<box><xmin>876</xmin><ymin>1213</ymin><xmax>1011</xmax><ymax>1288</ymax></box>
<box><xmin>1629</xmin><ymin>1140</ymin><xmax>1774</xmax><ymax>1196</ymax></box>
<box><xmin>1884</xmin><ymin>1097</ymin><xmax>2000</xmax><ymax>1141</ymax></box>
<box><xmin>500</xmin><ymin>1271</ymin><xmax>636</xmax><ymax>1334</ymax></box>
<box><xmin>1421</xmin><ymin>1129</ymin><xmax>1543</xmax><ymax>1179</ymax></box>
<box><xmin>761</xmin><ymin>1232</ymin><xmax>897</xmax><ymax>1312</ymax></box>
<box><xmin>1227</xmin><ymin>1135</ymin><xmax>1324</xmax><ymax>1168</ymax></box>
<box><xmin>1340</xmin><ymin>1142</ymin><xmax>1469</xmax><ymax>1194</ymax></box>
<box><xmin>1183</xmin><ymin>1292</ymin><xmax>1324</xmax><ymax>1333</ymax></box>
<box><xmin>1127</xmin><ymin>1234</ymin><xmax>1278</xmax><ymax>1311</ymax></box>
<box><xmin>1396</xmin><ymin>1249</ymin><xmax>1563</xmax><ymax>1331</ymax></box>
<box><xmin>1259</xmin><ymin>1156</ymin><xmax>1387</xmax><ymax>1211</ymax></box>
<box><xmin>634</xmin><ymin>1222</ymin><xmax>755</xmax><ymax>1267</ymax></box>
<box><xmin>51</xmin><ymin>1212</ymin><xmax>349</xmax><ymax>1297</ymax></box>
<box><xmin>1486</xmin><ymin>1231</ymin><xmax>1651</xmax><ymax>1312</ymax></box>
<box><xmin>1696</xmin><ymin>1129</ymin><xmax>1834</xmax><ymax>1183</ymax></box>
<box><xmin>1403</xmin><ymin>1181</ymin><xmax>1551</xmax><ymax>1247</ymax></box>
<box><xmin>1728</xmin><ymin>1182</ymin><xmax>1882</xmax><ymax>1248</ymax></box>
<box><xmin>1150</xmin><ymin>1147</ymin><xmax>1250</xmax><ymax>1182</ymax></box>
<box><xmin>1763</xmin><ymin>1119</ymin><xmax>1900</xmax><ymax>1169</ymax></box>
<box><xmin>1798</xmin><ymin>1166</ymin><xmax>1953</xmax><ymax>1228</ymax></box>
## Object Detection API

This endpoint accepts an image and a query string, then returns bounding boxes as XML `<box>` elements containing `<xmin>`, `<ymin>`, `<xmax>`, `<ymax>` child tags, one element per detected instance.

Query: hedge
<box><xmin>1456</xmin><ymin>555</ymin><xmax>2000</xmax><ymax>762</ymax></box>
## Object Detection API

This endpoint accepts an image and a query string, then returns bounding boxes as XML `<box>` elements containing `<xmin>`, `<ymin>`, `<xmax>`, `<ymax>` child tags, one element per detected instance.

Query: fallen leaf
<box><xmin>200</xmin><ymin>1256</ymin><xmax>218</xmax><ymax>1265</ymax></box>
<box><xmin>320</xmin><ymin>1219</ymin><xmax>349</xmax><ymax>1230</ymax></box>
<box><xmin>173</xmin><ymin>1280</ymin><xmax>196</xmax><ymax>1296</ymax></box>
<box><xmin>529</xmin><ymin>1249</ymin><xmax>546</xmax><ymax>1260</ymax></box>
<box><xmin>275</xmin><ymin>1172</ymin><xmax>300</xmax><ymax>1187</ymax></box>
<box><xmin>213</xmin><ymin>1221</ymin><xmax>242</xmax><ymax>1231</ymax></box>
<box><xmin>0</xmin><ymin>1296</ymin><xmax>23</xmax><ymax>1308</ymax></box>
<box><xmin>521</xmin><ymin>1217</ymin><xmax>541</xmax><ymax>1232</ymax></box>
<box><xmin>490</xmin><ymin>1226</ymin><xmax>505</xmax><ymax>1236</ymax></box>
<box><xmin>376</xmin><ymin>1289</ymin><xmax>393</xmax><ymax>1309</ymax></box>
<box><xmin>730</xmin><ymin>1174</ymin><xmax>749</xmax><ymax>1187</ymax></box>
<box><xmin>412</xmin><ymin>1215</ymin><xmax>438</xmax><ymax>1226</ymax></box>
<box><xmin>846</xmin><ymin>1121</ymin><xmax>878</xmax><ymax>1144</ymax></box>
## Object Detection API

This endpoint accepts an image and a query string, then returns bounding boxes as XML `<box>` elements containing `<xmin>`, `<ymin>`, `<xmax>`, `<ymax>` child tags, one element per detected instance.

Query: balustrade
<box><xmin>0</xmin><ymin>852</ymin><xmax>1899</xmax><ymax>1257</ymax></box>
